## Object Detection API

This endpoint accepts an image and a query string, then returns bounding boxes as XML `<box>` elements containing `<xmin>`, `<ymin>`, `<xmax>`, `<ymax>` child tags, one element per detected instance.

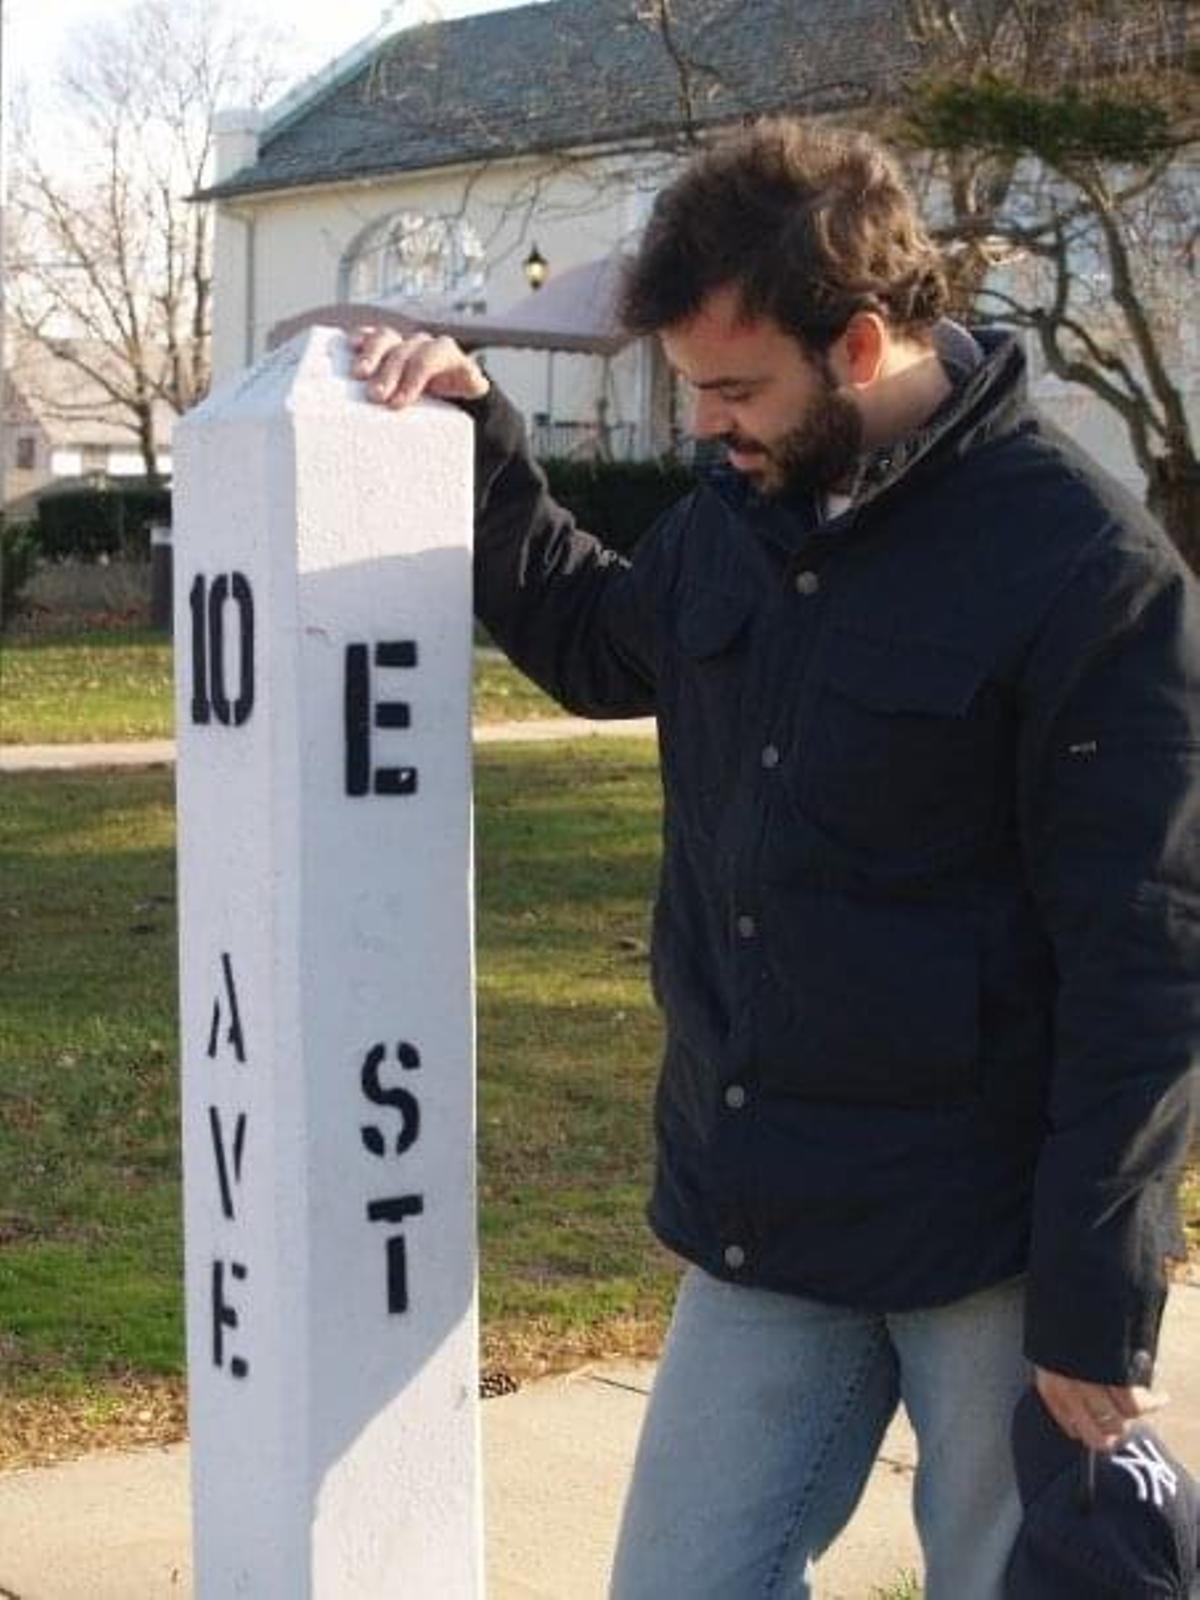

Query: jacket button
<box><xmin>723</xmin><ymin>1244</ymin><xmax>746</xmax><ymax>1270</ymax></box>
<box><xmin>761</xmin><ymin>744</ymin><xmax>781</xmax><ymax>769</ymax></box>
<box><xmin>795</xmin><ymin>570</ymin><xmax>820</xmax><ymax>596</ymax></box>
<box><xmin>724</xmin><ymin>1083</ymin><xmax>747</xmax><ymax>1110</ymax></box>
<box><xmin>736</xmin><ymin>914</ymin><xmax>757</xmax><ymax>939</ymax></box>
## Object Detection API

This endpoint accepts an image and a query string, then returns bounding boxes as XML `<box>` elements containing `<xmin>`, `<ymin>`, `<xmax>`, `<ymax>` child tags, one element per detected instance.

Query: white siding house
<box><xmin>204</xmin><ymin>0</ymin><xmax>1196</xmax><ymax>497</ymax></box>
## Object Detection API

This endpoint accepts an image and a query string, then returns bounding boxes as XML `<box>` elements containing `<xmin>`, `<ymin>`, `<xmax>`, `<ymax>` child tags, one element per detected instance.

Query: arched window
<box><xmin>341</xmin><ymin>211</ymin><xmax>488</xmax><ymax>313</ymax></box>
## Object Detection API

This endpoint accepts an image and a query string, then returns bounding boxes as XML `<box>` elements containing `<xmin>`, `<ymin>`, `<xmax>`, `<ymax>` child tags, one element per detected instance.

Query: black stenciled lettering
<box><xmin>376</xmin><ymin>641</ymin><xmax>418</xmax><ymax>670</ymax></box>
<box><xmin>208</xmin><ymin>575</ymin><xmax>233</xmax><ymax>725</ymax></box>
<box><xmin>360</xmin><ymin>1042</ymin><xmax>420</xmax><ymax>1157</ymax></box>
<box><xmin>207</xmin><ymin>952</ymin><xmax>246</xmax><ymax>1063</ymax></box>
<box><xmin>366</xmin><ymin>1196</ymin><xmax>424</xmax><ymax>1315</ymax></box>
<box><xmin>384</xmin><ymin>1236</ymin><xmax>411</xmax><ymax>1315</ymax></box>
<box><xmin>190</xmin><ymin>572</ymin><xmax>255</xmax><ymax>727</ymax></box>
<box><xmin>212</xmin><ymin>1259</ymin><xmax>249</xmax><ymax>1378</ymax></box>
<box><xmin>189</xmin><ymin>575</ymin><xmax>209</xmax><ymax>725</ymax></box>
<box><xmin>209</xmin><ymin>1107</ymin><xmax>247</xmax><ymax>1220</ymax></box>
<box><xmin>375</xmin><ymin>767</ymin><xmax>418</xmax><ymax>797</ymax></box>
<box><xmin>229</xmin><ymin>574</ymin><xmax>255</xmax><ymax>725</ymax></box>
<box><xmin>367</xmin><ymin>1196</ymin><xmax>425</xmax><ymax>1225</ymax></box>
<box><xmin>343</xmin><ymin>640</ymin><xmax>419</xmax><ymax>798</ymax></box>
<box><xmin>345</xmin><ymin>644</ymin><xmax>371</xmax><ymax>797</ymax></box>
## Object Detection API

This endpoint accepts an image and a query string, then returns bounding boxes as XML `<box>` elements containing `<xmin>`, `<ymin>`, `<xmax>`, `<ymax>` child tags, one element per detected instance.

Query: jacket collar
<box><xmin>699</xmin><ymin>324</ymin><xmax>1029</xmax><ymax>557</ymax></box>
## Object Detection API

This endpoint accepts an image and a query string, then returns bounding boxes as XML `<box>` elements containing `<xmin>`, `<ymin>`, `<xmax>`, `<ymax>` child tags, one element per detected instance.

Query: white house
<box><xmin>3</xmin><ymin>336</ymin><xmax>175</xmax><ymax>505</ymax></box>
<box><xmin>204</xmin><ymin>0</ymin><xmax>1195</xmax><ymax>497</ymax></box>
<box><xmin>204</xmin><ymin>0</ymin><xmax>908</xmax><ymax>461</ymax></box>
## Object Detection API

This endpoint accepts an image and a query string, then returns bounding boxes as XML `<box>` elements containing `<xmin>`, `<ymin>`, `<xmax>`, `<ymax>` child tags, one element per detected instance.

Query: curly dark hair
<box><xmin>620</xmin><ymin>119</ymin><xmax>948</xmax><ymax>349</ymax></box>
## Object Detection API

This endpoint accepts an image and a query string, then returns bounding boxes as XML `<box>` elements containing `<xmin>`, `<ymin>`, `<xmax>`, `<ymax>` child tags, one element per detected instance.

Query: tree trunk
<box><xmin>136</xmin><ymin>400</ymin><xmax>161</xmax><ymax>489</ymax></box>
<box><xmin>1148</xmin><ymin>453</ymin><xmax>1200</xmax><ymax>574</ymax></box>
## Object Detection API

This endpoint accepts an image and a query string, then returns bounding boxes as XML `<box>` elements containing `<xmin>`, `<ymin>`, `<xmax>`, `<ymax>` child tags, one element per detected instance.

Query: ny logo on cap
<box><xmin>1111</xmin><ymin>1439</ymin><xmax>1179</xmax><ymax>1508</ymax></box>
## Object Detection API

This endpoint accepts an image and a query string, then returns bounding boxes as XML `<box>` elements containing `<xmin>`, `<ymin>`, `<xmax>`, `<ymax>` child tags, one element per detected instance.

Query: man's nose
<box><xmin>690</xmin><ymin>391</ymin><xmax>729</xmax><ymax>439</ymax></box>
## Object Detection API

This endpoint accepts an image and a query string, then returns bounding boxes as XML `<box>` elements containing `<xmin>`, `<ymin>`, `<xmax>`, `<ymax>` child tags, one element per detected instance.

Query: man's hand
<box><xmin>351</xmin><ymin>325</ymin><xmax>490</xmax><ymax>410</ymax></box>
<box><xmin>1034</xmin><ymin>1365</ymin><xmax>1169</xmax><ymax>1453</ymax></box>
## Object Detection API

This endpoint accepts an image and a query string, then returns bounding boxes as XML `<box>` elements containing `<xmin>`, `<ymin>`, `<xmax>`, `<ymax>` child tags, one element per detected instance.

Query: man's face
<box><xmin>660</xmin><ymin>285</ymin><xmax>863</xmax><ymax>496</ymax></box>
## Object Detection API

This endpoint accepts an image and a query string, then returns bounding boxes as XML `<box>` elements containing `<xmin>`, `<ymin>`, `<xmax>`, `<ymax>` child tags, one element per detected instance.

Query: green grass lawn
<box><xmin>2</xmin><ymin>737</ymin><xmax>1197</xmax><ymax>1472</ymax></box>
<box><xmin>0</xmin><ymin>742</ymin><xmax>674</xmax><ymax>1457</ymax></box>
<box><xmin>0</xmin><ymin>629</ymin><xmax>561</xmax><ymax>743</ymax></box>
<box><xmin>1</xmin><ymin>629</ymin><xmax>175</xmax><ymax>743</ymax></box>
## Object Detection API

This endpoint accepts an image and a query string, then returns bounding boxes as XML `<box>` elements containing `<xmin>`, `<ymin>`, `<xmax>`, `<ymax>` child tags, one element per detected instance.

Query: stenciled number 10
<box><xmin>190</xmin><ymin>572</ymin><xmax>255</xmax><ymax>727</ymax></box>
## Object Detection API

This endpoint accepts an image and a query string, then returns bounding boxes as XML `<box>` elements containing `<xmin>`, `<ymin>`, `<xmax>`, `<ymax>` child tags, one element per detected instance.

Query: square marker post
<box><xmin>174</xmin><ymin>326</ymin><xmax>483</xmax><ymax>1597</ymax></box>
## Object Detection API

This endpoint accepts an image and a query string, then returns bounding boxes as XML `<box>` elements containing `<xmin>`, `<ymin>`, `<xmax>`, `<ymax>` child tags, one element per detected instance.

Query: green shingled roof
<box><xmin>205</xmin><ymin>0</ymin><xmax>914</xmax><ymax>201</ymax></box>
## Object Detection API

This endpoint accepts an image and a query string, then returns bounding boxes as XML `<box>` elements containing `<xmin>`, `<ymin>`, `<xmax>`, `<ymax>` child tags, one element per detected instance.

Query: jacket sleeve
<box><xmin>459</xmin><ymin>385</ymin><xmax>664</xmax><ymax>717</ymax></box>
<box><xmin>1019</xmin><ymin>531</ymin><xmax>1200</xmax><ymax>1384</ymax></box>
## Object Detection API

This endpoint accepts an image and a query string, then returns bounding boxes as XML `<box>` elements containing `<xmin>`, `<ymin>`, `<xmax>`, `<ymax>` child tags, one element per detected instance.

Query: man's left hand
<box><xmin>1034</xmin><ymin>1365</ymin><xmax>1169</xmax><ymax>1453</ymax></box>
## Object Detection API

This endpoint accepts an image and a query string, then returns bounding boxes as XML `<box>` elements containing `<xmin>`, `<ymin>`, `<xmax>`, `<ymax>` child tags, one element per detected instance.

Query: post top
<box><xmin>181</xmin><ymin>325</ymin><xmax>473</xmax><ymax>439</ymax></box>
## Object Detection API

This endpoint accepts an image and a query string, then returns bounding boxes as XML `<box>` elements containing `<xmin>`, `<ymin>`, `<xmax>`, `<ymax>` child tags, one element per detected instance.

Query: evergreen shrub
<box><xmin>36</xmin><ymin>483</ymin><xmax>171</xmax><ymax>563</ymax></box>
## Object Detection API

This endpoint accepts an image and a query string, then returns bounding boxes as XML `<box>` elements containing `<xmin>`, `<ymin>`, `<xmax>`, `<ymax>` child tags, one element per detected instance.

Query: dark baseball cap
<box><xmin>1004</xmin><ymin>1388</ymin><xmax>1200</xmax><ymax>1598</ymax></box>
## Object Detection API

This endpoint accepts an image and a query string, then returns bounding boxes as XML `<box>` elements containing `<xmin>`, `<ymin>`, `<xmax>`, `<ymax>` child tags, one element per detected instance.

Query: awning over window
<box><xmin>268</xmin><ymin>254</ymin><xmax>635</xmax><ymax>358</ymax></box>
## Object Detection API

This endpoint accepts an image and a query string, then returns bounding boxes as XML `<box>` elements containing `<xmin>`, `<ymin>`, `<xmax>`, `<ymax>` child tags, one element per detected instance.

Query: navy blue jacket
<box><xmin>467</xmin><ymin>332</ymin><xmax>1200</xmax><ymax>1383</ymax></box>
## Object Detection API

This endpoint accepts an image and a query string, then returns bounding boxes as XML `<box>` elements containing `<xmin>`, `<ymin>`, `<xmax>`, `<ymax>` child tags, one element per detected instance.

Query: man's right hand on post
<box><xmin>351</xmin><ymin>325</ymin><xmax>490</xmax><ymax>411</ymax></box>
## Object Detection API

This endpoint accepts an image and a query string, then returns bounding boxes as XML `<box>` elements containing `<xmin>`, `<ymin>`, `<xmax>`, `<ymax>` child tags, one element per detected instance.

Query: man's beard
<box><xmin>727</xmin><ymin>362</ymin><xmax>864</xmax><ymax>498</ymax></box>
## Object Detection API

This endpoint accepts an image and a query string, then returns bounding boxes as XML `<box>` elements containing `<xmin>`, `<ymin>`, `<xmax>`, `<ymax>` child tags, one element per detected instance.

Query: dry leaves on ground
<box><xmin>0</xmin><ymin>1378</ymin><xmax>188</xmax><ymax>1472</ymax></box>
<box><xmin>0</xmin><ymin>1315</ymin><xmax>665</xmax><ymax>1472</ymax></box>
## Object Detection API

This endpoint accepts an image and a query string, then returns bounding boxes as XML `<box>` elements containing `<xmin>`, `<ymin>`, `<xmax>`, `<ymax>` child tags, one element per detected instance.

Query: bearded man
<box><xmin>354</xmin><ymin>120</ymin><xmax>1200</xmax><ymax>1599</ymax></box>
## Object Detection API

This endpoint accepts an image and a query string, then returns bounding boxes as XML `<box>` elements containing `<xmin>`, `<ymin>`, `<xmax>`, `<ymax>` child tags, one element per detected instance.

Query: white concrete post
<box><xmin>173</xmin><ymin>326</ymin><xmax>482</xmax><ymax>1597</ymax></box>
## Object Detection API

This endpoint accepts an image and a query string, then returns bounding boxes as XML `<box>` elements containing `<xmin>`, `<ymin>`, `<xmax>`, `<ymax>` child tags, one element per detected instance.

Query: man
<box><xmin>354</xmin><ymin>120</ymin><xmax>1199</xmax><ymax>1598</ymax></box>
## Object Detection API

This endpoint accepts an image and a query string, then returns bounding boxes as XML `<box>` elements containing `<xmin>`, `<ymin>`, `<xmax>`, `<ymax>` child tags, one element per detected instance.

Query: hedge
<box><xmin>9</xmin><ymin>458</ymin><xmax>695</xmax><ymax>624</ymax></box>
<box><xmin>1</xmin><ymin>521</ymin><xmax>41</xmax><ymax>624</ymax></box>
<box><xmin>25</xmin><ymin>462</ymin><xmax>694</xmax><ymax>568</ymax></box>
<box><xmin>36</xmin><ymin>483</ymin><xmax>171</xmax><ymax>564</ymax></box>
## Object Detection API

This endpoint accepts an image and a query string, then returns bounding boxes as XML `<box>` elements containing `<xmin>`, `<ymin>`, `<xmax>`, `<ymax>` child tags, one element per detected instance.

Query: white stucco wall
<box><xmin>213</xmin><ymin>150</ymin><xmax>670</xmax><ymax>449</ymax></box>
<box><xmin>109</xmin><ymin>449</ymin><xmax>162</xmax><ymax>477</ymax></box>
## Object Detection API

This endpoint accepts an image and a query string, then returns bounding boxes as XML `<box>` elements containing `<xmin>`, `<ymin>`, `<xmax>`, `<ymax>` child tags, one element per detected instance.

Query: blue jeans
<box><xmin>610</xmin><ymin>1268</ymin><xmax>1028</xmax><ymax>1599</ymax></box>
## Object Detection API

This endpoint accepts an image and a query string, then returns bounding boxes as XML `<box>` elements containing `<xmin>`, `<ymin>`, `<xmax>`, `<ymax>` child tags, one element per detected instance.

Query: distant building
<box><xmin>2</xmin><ymin>372</ymin><xmax>52</xmax><ymax>504</ymax></box>
<box><xmin>3</xmin><ymin>337</ymin><xmax>175</xmax><ymax>506</ymax></box>
<box><xmin>203</xmin><ymin>0</ymin><xmax>899</xmax><ymax>461</ymax></box>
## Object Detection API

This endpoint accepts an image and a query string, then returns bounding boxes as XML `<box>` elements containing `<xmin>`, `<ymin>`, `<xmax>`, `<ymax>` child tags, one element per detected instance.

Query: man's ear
<box><xmin>836</xmin><ymin>312</ymin><xmax>888</xmax><ymax>388</ymax></box>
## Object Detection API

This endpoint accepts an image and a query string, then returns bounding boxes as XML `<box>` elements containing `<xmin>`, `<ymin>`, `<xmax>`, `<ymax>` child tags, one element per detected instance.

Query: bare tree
<box><xmin>624</xmin><ymin>0</ymin><xmax>1198</xmax><ymax>551</ymax></box>
<box><xmin>897</xmin><ymin>0</ymin><xmax>1199</xmax><ymax>555</ymax></box>
<box><xmin>10</xmin><ymin>0</ymin><xmax>290</xmax><ymax>483</ymax></box>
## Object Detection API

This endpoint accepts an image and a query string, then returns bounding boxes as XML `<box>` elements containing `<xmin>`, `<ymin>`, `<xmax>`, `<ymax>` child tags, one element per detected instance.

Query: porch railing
<box><xmin>529</xmin><ymin>419</ymin><xmax>638</xmax><ymax>462</ymax></box>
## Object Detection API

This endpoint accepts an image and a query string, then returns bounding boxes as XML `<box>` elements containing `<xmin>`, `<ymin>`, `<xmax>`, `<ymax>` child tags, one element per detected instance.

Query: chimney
<box><xmin>213</xmin><ymin>110</ymin><xmax>264</xmax><ymax>186</ymax></box>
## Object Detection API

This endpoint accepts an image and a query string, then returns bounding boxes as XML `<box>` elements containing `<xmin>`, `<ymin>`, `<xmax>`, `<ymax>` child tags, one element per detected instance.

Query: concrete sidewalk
<box><xmin>0</xmin><ymin>718</ymin><xmax>658</xmax><ymax>774</ymax></box>
<box><xmin>2</xmin><ymin>1285</ymin><xmax>1198</xmax><ymax>1599</ymax></box>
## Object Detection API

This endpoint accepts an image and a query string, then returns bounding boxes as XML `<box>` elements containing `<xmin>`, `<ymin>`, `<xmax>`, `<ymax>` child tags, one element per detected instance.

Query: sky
<box><xmin>11</xmin><ymin>0</ymin><xmax>557</xmax><ymax>114</ymax></box>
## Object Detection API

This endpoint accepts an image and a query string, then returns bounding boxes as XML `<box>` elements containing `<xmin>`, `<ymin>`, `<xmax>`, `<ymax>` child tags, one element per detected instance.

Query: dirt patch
<box><xmin>0</xmin><ymin>1317</ymin><xmax>668</xmax><ymax>1472</ymax></box>
<box><xmin>0</xmin><ymin>1378</ymin><xmax>188</xmax><ymax>1472</ymax></box>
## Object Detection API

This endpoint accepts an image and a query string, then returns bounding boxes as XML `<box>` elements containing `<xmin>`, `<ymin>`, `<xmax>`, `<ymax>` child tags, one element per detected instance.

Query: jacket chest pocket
<box><xmin>661</xmin><ymin>583</ymin><xmax>753</xmax><ymax>845</ymax></box>
<box><xmin>794</xmin><ymin>628</ymin><xmax>1004</xmax><ymax>860</ymax></box>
